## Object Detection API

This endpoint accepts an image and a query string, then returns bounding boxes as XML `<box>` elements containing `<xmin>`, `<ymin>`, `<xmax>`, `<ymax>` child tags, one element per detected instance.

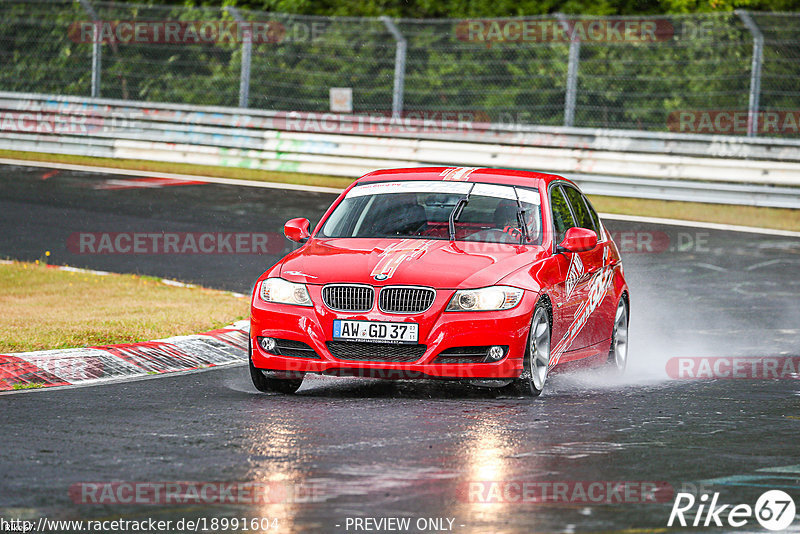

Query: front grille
<box><xmin>322</xmin><ymin>284</ymin><xmax>374</xmax><ymax>312</ymax></box>
<box><xmin>326</xmin><ymin>341</ymin><xmax>427</xmax><ymax>362</ymax></box>
<box><xmin>433</xmin><ymin>346</ymin><xmax>508</xmax><ymax>364</ymax></box>
<box><xmin>259</xmin><ymin>337</ymin><xmax>321</xmax><ymax>359</ymax></box>
<box><xmin>378</xmin><ymin>287</ymin><xmax>436</xmax><ymax>314</ymax></box>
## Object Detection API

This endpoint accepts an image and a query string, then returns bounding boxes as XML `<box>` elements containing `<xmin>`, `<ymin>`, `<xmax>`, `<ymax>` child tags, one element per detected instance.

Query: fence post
<box><xmin>737</xmin><ymin>10</ymin><xmax>763</xmax><ymax>137</ymax></box>
<box><xmin>78</xmin><ymin>0</ymin><xmax>101</xmax><ymax>98</ymax></box>
<box><xmin>381</xmin><ymin>16</ymin><xmax>407</xmax><ymax>118</ymax></box>
<box><xmin>226</xmin><ymin>7</ymin><xmax>251</xmax><ymax>108</ymax></box>
<box><xmin>557</xmin><ymin>14</ymin><xmax>580</xmax><ymax>127</ymax></box>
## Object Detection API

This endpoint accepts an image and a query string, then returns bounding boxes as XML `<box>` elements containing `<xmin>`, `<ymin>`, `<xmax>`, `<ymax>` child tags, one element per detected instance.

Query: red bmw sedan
<box><xmin>250</xmin><ymin>167</ymin><xmax>629</xmax><ymax>396</ymax></box>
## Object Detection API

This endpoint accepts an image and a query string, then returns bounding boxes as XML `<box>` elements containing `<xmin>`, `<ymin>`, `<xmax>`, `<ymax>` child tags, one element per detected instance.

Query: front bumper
<box><xmin>250</xmin><ymin>286</ymin><xmax>535</xmax><ymax>379</ymax></box>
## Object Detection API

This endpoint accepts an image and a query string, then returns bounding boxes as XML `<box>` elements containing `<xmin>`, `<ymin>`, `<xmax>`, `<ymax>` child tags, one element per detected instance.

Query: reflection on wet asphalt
<box><xmin>1</xmin><ymin>164</ymin><xmax>799</xmax><ymax>532</ymax></box>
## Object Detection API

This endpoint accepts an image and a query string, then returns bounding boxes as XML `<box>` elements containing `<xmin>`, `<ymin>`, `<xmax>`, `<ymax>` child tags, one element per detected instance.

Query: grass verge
<box><xmin>0</xmin><ymin>261</ymin><xmax>247</xmax><ymax>353</ymax></box>
<box><xmin>1</xmin><ymin>149</ymin><xmax>798</xmax><ymax>232</ymax></box>
<box><xmin>12</xmin><ymin>382</ymin><xmax>44</xmax><ymax>390</ymax></box>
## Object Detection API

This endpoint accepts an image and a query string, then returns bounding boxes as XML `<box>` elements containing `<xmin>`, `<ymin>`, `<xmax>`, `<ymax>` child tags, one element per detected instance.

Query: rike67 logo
<box><xmin>668</xmin><ymin>490</ymin><xmax>796</xmax><ymax>530</ymax></box>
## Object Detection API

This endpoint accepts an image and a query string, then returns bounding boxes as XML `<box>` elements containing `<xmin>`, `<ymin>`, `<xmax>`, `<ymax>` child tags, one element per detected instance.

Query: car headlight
<box><xmin>259</xmin><ymin>278</ymin><xmax>312</xmax><ymax>306</ymax></box>
<box><xmin>446</xmin><ymin>286</ymin><xmax>523</xmax><ymax>312</ymax></box>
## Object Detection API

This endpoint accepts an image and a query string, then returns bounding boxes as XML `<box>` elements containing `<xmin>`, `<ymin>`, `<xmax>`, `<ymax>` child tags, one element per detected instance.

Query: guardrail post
<box><xmin>226</xmin><ymin>7</ymin><xmax>251</xmax><ymax>108</ymax></box>
<box><xmin>737</xmin><ymin>10</ymin><xmax>763</xmax><ymax>137</ymax></box>
<box><xmin>557</xmin><ymin>14</ymin><xmax>580</xmax><ymax>127</ymax></box>
<box><xmin>381</xmin><ymin>16</ymin><xmax>407</xmax><ymax>118</ymax></box>
<box><xmin>78</xmin><ymin>0</ymin><xmax>101</xmax><ymax>98</ymax></box>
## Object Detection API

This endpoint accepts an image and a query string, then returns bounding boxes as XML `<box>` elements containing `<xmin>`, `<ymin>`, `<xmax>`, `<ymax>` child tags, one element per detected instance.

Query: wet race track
<box><xmin>1</xmin><ymin>163</ymin><xmax>799</xmax><ymax>533</ymax></box>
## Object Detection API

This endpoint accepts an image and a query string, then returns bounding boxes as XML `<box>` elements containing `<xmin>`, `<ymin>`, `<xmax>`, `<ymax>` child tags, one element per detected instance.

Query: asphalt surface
<box><xmin>1</xmin><ymin>163</ymin><xmax>799</xmax><ymax>533</ymax></box>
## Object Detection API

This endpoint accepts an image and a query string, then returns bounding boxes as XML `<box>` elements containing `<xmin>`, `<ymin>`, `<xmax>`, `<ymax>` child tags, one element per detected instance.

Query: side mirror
<box><xmin>557</xmin><ymin>227</ymin><xmax>597</xmax><ymax>253</ymax></box>
<box><xmin>284</xmin><ymin>218</ymin><xmax>311</xmax><ymax>243</ymax></box>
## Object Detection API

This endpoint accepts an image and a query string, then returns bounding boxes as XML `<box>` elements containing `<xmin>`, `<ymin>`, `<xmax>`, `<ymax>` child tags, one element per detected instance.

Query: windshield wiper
<box><xmin>513</xmin><ymin>186</ymin><xmax>531</xmax><ymax>244</ymax></box>
<box><xmin>448</xmin><ymin>183</ymin><xmax>476</xmax><ymax>241</ymax></box>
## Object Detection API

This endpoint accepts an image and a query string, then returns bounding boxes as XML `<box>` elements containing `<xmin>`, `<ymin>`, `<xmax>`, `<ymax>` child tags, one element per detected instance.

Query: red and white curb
<box><xmin>0</xmin><ymin>320</ymin><xmax>250</xmax><ymax>392</ymax></box>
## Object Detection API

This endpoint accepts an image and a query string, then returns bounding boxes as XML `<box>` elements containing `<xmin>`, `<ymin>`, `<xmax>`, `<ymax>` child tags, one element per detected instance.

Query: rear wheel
<box><xmin>608</xmin><ymin>296</ymin><xmax>629</xmax><ymax>372</ymax></box>
<box><xmin>249</xmin><ymin>345</ymin><xmax>304</xmax><ymax>394</ymax></box>
<box><xmin>500</xmin><ymin>301</ymin><xmax>551</xmax><ymax>397</ymax></box>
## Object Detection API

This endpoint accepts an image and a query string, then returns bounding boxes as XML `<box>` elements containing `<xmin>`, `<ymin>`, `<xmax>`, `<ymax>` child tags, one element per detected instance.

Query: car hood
<box><xmin>278</xmin><ymin>238</ymin><xmax>546</xmax><ymax>289</ymax></box>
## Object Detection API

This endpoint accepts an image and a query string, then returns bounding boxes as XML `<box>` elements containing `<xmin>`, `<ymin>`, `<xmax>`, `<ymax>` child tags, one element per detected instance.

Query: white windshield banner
<box><xmin>348</xmin><ymin>180</ymin><xmax>540</xmax><ymax>205</ymax></box>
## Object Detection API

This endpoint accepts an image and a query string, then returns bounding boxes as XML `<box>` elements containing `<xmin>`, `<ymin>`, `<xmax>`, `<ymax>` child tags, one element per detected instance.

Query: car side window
<box><xmin>563</xmin><ymin>186</ymin><xmax>598</xmax><ymax>234</ymax></box>
<box><xmin>582</xmin><ymin>195</ymin><xmax>604</xmax><ymax>240</ymax></box>
<box><xmin>550</xmin><ymin>185</ymin><xmax>576</xmax><ymax>244</ymax></box>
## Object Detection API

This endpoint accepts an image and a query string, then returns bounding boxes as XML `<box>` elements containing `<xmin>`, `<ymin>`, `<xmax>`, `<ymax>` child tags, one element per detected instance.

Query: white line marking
<box><xmin>600</xmin><ymin>213</ymin><xmax>800</xmax><ymax>238</ymax></box>
<box><xmin>746</xmin><ymin>258</ymin><xmax>800</xmax><ymax>271</ymax></box>
<box><xmin>694</xmin><ymin>263</ymin><xmax>728</xmax><ymax>272</ymax></box>
<box><xmin>58</xmin><ymin>265</ymin><xmax>110</xmax><ymax>276</ymax></box>
<box><xmin>2</xmin><ymin>157</ymin><xmax>798</xmax><ymax>237</ymax></box>
<box><xmin>161</xmin><ymin>278</ymin><xmax>197</xmax><ymax>288</ymax></box>
<box><xmin>0</xmin><ymin>158</ymin><xmax>346</xmax><ymax>194</ymax></box>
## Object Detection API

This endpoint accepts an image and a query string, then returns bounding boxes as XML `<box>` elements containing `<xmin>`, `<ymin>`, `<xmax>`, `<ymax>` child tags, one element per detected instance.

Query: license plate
<box><xmin>332</xmin><ymin>320</ymin><xmax>419</xmax><ymax>344</ymax></box>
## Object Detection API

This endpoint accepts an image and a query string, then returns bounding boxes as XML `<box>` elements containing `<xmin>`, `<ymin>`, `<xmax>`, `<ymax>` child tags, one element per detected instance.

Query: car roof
<box><xmin>356</xmin><ymin>167</ymin><xmax>571</xmax><ymax>189</ymax></box>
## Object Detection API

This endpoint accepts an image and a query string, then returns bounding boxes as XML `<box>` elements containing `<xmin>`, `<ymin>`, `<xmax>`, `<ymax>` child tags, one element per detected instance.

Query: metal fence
<box><xmin>2</xmin><ymin>1</ymin><xmax>800</xmax><ymax>136</ymax></box>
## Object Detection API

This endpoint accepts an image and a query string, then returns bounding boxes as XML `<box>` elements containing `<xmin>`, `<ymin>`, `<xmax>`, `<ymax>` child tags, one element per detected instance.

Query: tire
<box><xmin>607</xmin><ymin>296</ymin><xmax>629</xmax><ymax>372</ymax></box>
<box><xmin>249</xmin><ymin>346</ymin><xmax>304</xmax><ymax>394</ymax></box>
<box><xmin>500</xmin><ymin>300</ymin><xmax>551</xmax><ymax>397</ymax></box>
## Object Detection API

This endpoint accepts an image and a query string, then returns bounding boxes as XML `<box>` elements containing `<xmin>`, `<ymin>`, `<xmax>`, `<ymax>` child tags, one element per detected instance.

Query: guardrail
<box><xmin>1</xmin><ymin>91</ymin><xmax>799</xmax><ymax>208</ymax></box>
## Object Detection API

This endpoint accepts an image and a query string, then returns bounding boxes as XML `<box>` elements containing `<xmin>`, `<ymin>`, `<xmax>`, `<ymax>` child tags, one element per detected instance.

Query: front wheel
<box><xmin>607</xmin><ymin>296</ymin><xmax>629</xmax><ymax>372</ymax></box>
<box><xmin>500</xmin><ymin>301</ymin><xmax>551</xmax><ymax>397</ymax></box>
<box><xmin>249</xmin><ymin>346</ymin><xmax>304</xmax><ymax>394</ymax></box>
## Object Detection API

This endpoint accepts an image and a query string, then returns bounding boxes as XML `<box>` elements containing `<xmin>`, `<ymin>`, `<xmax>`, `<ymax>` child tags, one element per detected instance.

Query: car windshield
<box><xmin>319</xmin><ymin>180</ymin><xmax>542</xmax><ymax>244</ymax></box>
